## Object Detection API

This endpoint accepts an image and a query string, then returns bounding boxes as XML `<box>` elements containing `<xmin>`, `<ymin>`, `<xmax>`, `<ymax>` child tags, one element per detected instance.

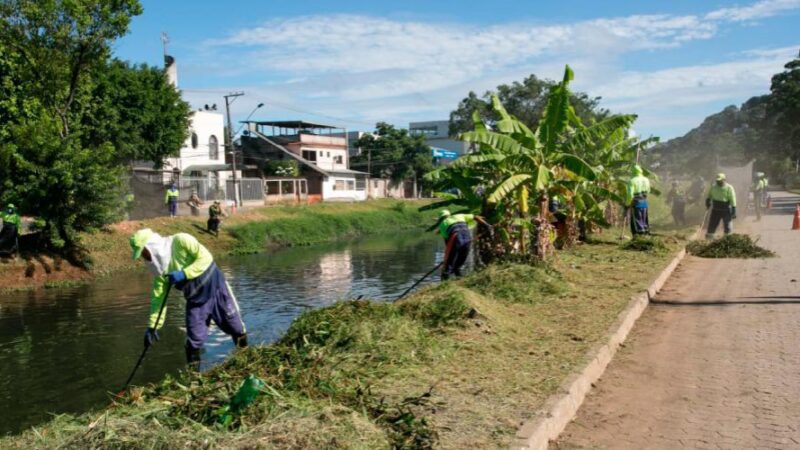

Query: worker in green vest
<box><xmin>165</xmin><ymin>183</ymin><xmax>180</xmax><ymax>218</ymax></box>
<box><xmin>705</xmin><ymin>173</ymin><xmax>737</xmax><ymax>239</ymax></box>
<box><xmin>437</xmin><ymin>210</ymin><xmax>490</xmax><ymax>280</ymax></box>
<box><xmin>752</xmin><ymin>172</ymin><xmax>768</xmax><ymax>221</ymax></box>
<box><xmin>0</xmin><ymin>203</ymin><xmax>21</xmax><ymax>255</ymax></box>
<box><xmin>627</xmin><ymin>165</ymin><xmax>651</xmax><ymax>235</ymax></box>
<box><xmin>130</xmin><ymin>228</ymin><xmax>248</xmax><ymax>366</ymax></box>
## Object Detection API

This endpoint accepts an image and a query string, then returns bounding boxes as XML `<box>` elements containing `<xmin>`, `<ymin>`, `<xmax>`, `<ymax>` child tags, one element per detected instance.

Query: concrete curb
<box><xmin>510</xmin><ymin>247</ymin><xmax>688</xmax><ymax>450</ymax></box>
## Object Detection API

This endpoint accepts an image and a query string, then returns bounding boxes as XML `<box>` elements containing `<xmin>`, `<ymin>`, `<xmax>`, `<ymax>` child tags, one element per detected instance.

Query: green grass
<box><xmin>0</xmin><ymin>200</ymin><xmax>439</xmax><ymax>290</ymax></box>
<box><xmin>2</xmin><ymin>232</ymin><xmax>687</xmax><ymax>449</ymax></box>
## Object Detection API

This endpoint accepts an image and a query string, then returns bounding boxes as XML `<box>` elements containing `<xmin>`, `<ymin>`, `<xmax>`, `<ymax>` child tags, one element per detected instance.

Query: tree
<box><xmin>768</xmin><ymin>51</ymin><xmax>800</xmax><ymax>159</ymax></box>
<box><xmin>0</xmin><ymin>0</ymin><xmax>149</xmax><ymax>261</ymax></box>
<box><xmin>449</xmin><ymin>73</ymin><xmax>609</xmax><ymax>136</ymax></box>
<box><xmin>83</xmin><ymin>60</ymin><xmax>190</xmax><ymax>165</ymax></box>
<box><xmin>426</xmin><ymin>66</ymin><xmax>638</xmax><ymax>261</ymax></box>
<box><xmin>351</xmin><ymin>122</ymin><xmax>435</xmax><ymax>190</ymax></box>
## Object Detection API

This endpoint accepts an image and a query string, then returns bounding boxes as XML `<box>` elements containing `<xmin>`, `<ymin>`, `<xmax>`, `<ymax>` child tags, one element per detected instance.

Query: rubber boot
<box><xmin>233</xmin><ymin>333</ymin><xmax>248</xmax><ymax>349</ymax></box>
<box><xmin>185</xmin><ymin>344</ymin><xmax>202</xmax><ymax>370</ymax></box>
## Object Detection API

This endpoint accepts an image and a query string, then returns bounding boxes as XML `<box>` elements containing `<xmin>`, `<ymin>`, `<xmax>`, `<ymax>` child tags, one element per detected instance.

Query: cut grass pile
<box><xmin>1</xmin><ymin>232</ymin><xmax>686</xmax><ymax>449</ymax></box>
<box><xmin>686</xmin><ymin>233</ymin><xmax>775</xmax><ymax>259</ymax></box>
<box><xmin>621</xmin><ymin>235</ymin><xmax>668</xmax><ymax>254</ymax></box>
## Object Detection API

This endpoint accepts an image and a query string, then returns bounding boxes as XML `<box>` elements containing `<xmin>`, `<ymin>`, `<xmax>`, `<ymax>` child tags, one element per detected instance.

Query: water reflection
<box><xmin>0</xmin><ymin>231</ymin><xmax>445</xmax><ymax>435</ymax></box>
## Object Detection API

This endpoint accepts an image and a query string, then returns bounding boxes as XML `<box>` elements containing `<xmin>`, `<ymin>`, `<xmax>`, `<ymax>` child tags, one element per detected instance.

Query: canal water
<box><xmin>0</xmin><ymin>231</ymin><xmax>448</xmax><ymax>435</ymax></box>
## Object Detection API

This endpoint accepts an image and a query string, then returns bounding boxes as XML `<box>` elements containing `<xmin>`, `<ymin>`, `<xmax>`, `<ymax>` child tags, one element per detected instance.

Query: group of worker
<box><xmin>165</xmin><ymin>184</ymin><xmax>228</xmax><ymax>236</ymax></box>
<box><xmin>125</xmin><ymin>167</ymin><xmax>762</xmax><ymax>369</ymax></box>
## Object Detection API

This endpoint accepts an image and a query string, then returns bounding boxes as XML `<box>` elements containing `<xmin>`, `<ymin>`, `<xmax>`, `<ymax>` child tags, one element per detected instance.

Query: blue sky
<box><xmin>114</xmin><ymin>0</ymin><xmax>800</xmax><ymax>139</ymax></box>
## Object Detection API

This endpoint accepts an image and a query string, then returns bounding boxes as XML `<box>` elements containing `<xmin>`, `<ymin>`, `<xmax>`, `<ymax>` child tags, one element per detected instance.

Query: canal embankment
<box><xmin>0</xmin><ymin>199</ymin><xmax>437</xmax><ymax>291</ymax></box>
<box><xmin>1</xmin><ymin>228</ymin><xmax>693</xmax><ymax>449</ymax></box>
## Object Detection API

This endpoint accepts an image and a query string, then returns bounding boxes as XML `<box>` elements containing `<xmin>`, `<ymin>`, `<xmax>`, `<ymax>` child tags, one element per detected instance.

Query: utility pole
<box><xmin>224</xmin><ymin>91</ymin><xmax>244</xmax><ymax>207</ymax></box>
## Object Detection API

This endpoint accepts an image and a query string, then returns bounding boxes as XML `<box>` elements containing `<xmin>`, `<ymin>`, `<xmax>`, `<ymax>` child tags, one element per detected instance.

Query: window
<box><xmin>334</xmin><ymin>180</ymin><xmax>346</xmax><ymax>190</ymax></box>
<box><xmin>327</xmin><ymin>152</ymin><xmax>330</xmax><ymax>157</ymax></box>
<box><xmin>333</xmin><ymin>155</ymin><xmax>343</xmax><ymax>164</ymax></box>
<box><xmin>302</xmin><ymin>150</ymin><xmax>317</xmax><ymax>162</ymax></box>
<box><xmin>209</xmin><ymin>135</ymin><xmax>219</xmax><ymax>160</ymax></box>
<box><xmin>356</xmin><ymin>177</ymin><xmax>366</xmax><ymax>191</ymax></box>
<box><xmin>346</xmin><ymin>180</ymin><xmax>355</xmax><ymax>190</ymax></box>
<box><xmin>410</xmin><ymin>126</ymin><xmax>439</xmax><ymax>137</ymax></box>
<box><xmin>300</xmin><ymin>180</ymin><xmax>307</xmax><ymax>194</ymax></box>
<box><xmin>281</xmin><ymin>180</ymin><xmax>295</xmax><ymax>194</ymax></box>
<box><xmin>191</xmin><ymin>132</ymin><xmax>198</xmax><ymax>149</ymax></box>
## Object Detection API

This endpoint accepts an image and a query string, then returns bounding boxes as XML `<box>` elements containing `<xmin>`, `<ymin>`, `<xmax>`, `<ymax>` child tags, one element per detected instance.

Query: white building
<box><xmin>132</xmin><ymin>55</ymin><xmax>238</xmax><ymax>192</ymax></box>
<box><xmin>241</xmin><ymin>121</ymin><xmax>368</xmax><ymax>202</ymax></box>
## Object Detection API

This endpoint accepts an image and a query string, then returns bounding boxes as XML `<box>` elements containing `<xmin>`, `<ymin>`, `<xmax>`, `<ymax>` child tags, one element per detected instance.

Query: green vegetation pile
<box><xmin>686</xmin><ymin>234</ymin><xmax>775</xmax><ymax>259</ymax></box>
<box><xmin>2</xmin><ymin>233</ymin><xmax>686</xmax><ymax>449</ymax></box>
<box><xmin>621</xmin><ymin>235</ymin><xmax>668</xmax><ymax>254</ymax></box>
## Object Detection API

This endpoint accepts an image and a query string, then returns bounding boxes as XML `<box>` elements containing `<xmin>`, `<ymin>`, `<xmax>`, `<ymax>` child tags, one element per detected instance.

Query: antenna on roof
<box><xmin>160</xmin><ymin>32</ymin><xmax>170</xmax><ymax>58</ymax></box>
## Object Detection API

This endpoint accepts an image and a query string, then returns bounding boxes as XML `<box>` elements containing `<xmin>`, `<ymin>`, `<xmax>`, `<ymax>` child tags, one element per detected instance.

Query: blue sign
<box><xmin>431</xmin><ymin>147</ymin><xmax>458</xmax><ymax>159</ymax></box>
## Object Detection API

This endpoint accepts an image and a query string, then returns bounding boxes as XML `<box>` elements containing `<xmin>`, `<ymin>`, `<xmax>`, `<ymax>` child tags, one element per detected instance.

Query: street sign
<box><xmin>431</xmin><ymin>147</ymin><xmax>459</xmax><ymax>159</ymax></box>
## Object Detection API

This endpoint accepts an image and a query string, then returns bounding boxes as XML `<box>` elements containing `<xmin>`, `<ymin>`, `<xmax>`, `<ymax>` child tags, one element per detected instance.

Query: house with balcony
<box><xmin>240</xmin><ymin>120</ymin><xmax>368</xmax><ymax>202</ymax></box>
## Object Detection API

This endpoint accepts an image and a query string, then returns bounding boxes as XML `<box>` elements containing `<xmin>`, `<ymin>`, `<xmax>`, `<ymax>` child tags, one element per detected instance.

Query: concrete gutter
<box><xmin>511</xmin><ymin>245</ymin><xmax>689</xmax><ymax>450</ymax></box>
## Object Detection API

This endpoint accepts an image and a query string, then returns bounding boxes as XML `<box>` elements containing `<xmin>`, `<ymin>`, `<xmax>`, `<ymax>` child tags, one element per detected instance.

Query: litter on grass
<box><xmin>686</xmin><ymin>234</ymin><xmax>775</xmax><ymax>259</ymax></box>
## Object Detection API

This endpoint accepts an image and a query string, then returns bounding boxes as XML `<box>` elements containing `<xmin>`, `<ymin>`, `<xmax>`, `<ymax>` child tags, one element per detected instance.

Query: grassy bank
<box><xmin>1</xmin><ymin>230</ymin><xmax>690</xmax><ymax>449</ymax></box>
<box><xmin>0</xmin><ymin>200</ymin><xmax>437</xmax><ymax>291</ymax></box>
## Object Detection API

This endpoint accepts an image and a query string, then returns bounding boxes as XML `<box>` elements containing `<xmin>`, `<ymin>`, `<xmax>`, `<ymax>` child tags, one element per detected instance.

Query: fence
<box><xmin>128</xmin><ymin>172</ymin><xmax>266</xmax><ymax>220</ymax></box>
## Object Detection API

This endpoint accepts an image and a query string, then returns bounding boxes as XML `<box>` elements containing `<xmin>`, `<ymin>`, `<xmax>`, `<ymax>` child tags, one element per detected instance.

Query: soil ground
<box><xmin>555</xmin><ymin>201</ymin><xmax>800</xmax><ymax>449</ymax></box>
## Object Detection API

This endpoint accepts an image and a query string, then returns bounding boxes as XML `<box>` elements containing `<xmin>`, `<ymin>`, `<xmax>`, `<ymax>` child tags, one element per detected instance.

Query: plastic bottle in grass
<box><xmin>217</xmin><ymin>374</ymin><xmax>266</xmax><ymax>426</ymax></box>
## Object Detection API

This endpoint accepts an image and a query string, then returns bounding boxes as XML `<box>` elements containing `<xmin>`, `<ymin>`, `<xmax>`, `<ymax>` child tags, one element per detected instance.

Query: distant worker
<box><xmin>666</xmin><ymin>181</ymin><xmax>687</xmax><ymax>226</ymax></box>
<box><xmin>689</xmin><ymin>176</ymin><xmax>705</xmax><ymax>205</ymax></box>
<box><xmin>437</xmin><ymin>210</ymin><xmax>490</xmax><ymax>280</ymax></box>
<box><xmin>165</xmin><ymin>183</ymin><xmax>180</xmax><ymax>218</ymax></box>
<box><xmin>0</xmin><ymin>203</ymin><xmax>21</xmax><ymax>256</ymax></box>
<box><xmin>627</xmin><ymin>165</ymin><xmax>651</xmax><ymax>235</ymax></box>
<box><xmin>752</xmin><ymin>172</ymin><xmax>768</xmax><ymax>221</ymax></box>
<box><xmin>705</xmin><ymin>173</ymin><xmax>737</xmax><ymax>239</ymax></box>
<box><xmin>207</xmin><ymin>200</ymin><xmax>227</xmax><ymax>236</ymax></box>
<box><xmin>187</xmin><ymin>190</ymin><xmax>204</xmax><ymax>217</ymax></box>
<box><xmin>129</xmin><ymin>229</ymin><xmax>248</xmax><ymax>367</ymax></box>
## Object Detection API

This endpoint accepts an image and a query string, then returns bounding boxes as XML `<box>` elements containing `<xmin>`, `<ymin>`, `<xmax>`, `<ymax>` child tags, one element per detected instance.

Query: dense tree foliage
<box><xmin>0</xmin><ymin>0</ymin><xmax>189</xmax><ymax>260</ymax></box>
<box><xmin>448</xmin><ymin>74</ymin><xmax>609</xmax><ymax>137</ymax></box>
<box><xmin>351</xmin><ymin>123</ymin><xmax>435</xmax><ymax>189</ymax></box>
<box><xmin>651</xmin><ymin>50</ymin><xmax>800</xmax><ymax>182</ymax></box>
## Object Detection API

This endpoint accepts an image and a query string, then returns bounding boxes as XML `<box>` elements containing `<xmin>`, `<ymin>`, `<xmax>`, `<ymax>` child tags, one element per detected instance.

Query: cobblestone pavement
<box><xmin>555</xmin><ymin>212</ymin><xmax>800</xmax><ymax>449</ymax></box>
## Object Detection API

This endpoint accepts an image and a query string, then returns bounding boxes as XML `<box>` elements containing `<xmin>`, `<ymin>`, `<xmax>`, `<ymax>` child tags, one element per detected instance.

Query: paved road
<box><xmin>555</xmin><ymin>210</ymin><xmax>800</xmax><ymax>449</ymax></box>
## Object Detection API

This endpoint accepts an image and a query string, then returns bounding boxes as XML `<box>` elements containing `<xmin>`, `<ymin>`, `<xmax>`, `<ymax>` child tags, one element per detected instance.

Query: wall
<box><xmin>322</xmin><ymin>176</ymin><xmax>368</xmax><ymax>202</ymax></box>
<box><xmin>162</xmin><ymin>110</ymin><xmax>226</xmax><ymax>172</ymax></box>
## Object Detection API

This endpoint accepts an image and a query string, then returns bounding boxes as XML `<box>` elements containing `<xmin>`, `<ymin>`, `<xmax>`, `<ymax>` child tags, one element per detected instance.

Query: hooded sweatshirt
<box><xmin>143</xmin><ymin>232</ymin><xmax>213</xmax><ymax>328</ymax></box>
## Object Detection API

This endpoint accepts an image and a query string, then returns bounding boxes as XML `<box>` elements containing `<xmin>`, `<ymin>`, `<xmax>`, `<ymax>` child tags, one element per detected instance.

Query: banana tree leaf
<box><xmin>533</xmin><ymin>165</ymin><xmax>551</xmax><ymax>191</ymax></box>
<box><xmin>488</xmin><ymin>174</ymin><xmax>532</xmax><ymax>204</ymax></box>
<box><xmin>557</xmin><ymin>154</ymin><xmax>596</xmax><ymax>181</ymax></box>
<box><xmin>460</xmin><ymin>130</ymin><xmax>523</xmax><ymax>154</ymax></box>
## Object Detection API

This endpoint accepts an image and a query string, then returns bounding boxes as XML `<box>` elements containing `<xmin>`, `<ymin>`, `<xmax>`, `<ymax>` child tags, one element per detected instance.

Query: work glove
<box><xmin>731</xmin><ymin>207</ymin><xmax>737</xmax><ymax>220</ymax></box>
<box><xmin>705</xmin><ymin>198</ymin><xmax>711</xmax><ymax>209</ymax></box>
<box><xmin>166</xmin><ymin>270</ymin><xmax>186</xmax><ymax>284</ymax></box>
<box><xmin>143</xmin><ymin>327</ymin><xmax>159</xmax><ymax>348</ymax></box>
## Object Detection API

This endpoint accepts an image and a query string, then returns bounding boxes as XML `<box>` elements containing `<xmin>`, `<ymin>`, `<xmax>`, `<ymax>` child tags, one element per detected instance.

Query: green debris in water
<box><xmin>621</xmin><ymin>235</ymin><xmax>668</xmax><ymax>253</ymax></box>
<box><xmin>686</xmin><ymin>234</ymin><xmax>775</xmax><ymax>259</ymax></box>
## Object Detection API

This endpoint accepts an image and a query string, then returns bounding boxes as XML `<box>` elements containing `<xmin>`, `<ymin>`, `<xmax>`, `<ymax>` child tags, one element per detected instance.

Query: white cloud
<box><xmin>706</xmin><ymin>0</ymin><xmax>800</xmax><ymax>22</ymax></box>
<box><xmin>184</xmin><ymin>0</ymin><xmax>800</xmax><ymax>138</ymax></box>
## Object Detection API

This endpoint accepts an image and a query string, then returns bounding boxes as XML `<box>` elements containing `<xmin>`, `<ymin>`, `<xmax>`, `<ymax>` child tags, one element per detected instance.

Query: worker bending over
<box><xmin>437</xmin><ymin>210</ymin><xmax>489</xmax><ymax>280</ymax></box>
<box><xmin>627</xmin><ymin>165</ymin><xmax>651</xmax><ymax>235</ymax></box>
<box><xmin>130</xmin><ymin>229</ymin><xmax>248</xmax><ymax>367</ymax></box>
<box><xmin>207</xmin><ymin>200</ymin><xmax>227</xmax><ymax>236</ymax></box>
<box><xmin>706</xmin><ymin>173</ymin><xmax>737</xmax><ymax>239</ymax></box>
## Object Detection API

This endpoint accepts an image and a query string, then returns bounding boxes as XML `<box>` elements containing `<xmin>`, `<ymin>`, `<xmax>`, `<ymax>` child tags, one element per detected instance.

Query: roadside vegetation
<box><xmin>0</xmin><ymin>231</ymin><xmax>687</xmax><ymax>450</ymax></box>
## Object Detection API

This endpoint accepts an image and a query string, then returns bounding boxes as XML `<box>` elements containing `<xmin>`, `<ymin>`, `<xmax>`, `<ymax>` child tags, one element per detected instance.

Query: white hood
<box><xmin>143</xmin><ymin>232</ymin><xmax>174</xmax><ymax>277</ymax></box>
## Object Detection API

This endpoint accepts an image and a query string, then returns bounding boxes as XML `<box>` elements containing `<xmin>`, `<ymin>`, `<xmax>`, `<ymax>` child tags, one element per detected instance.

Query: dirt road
<box><xmin>555</xmin><ymin>210</ymin><xmax>800</xmax><ymax>449</ymax></box>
